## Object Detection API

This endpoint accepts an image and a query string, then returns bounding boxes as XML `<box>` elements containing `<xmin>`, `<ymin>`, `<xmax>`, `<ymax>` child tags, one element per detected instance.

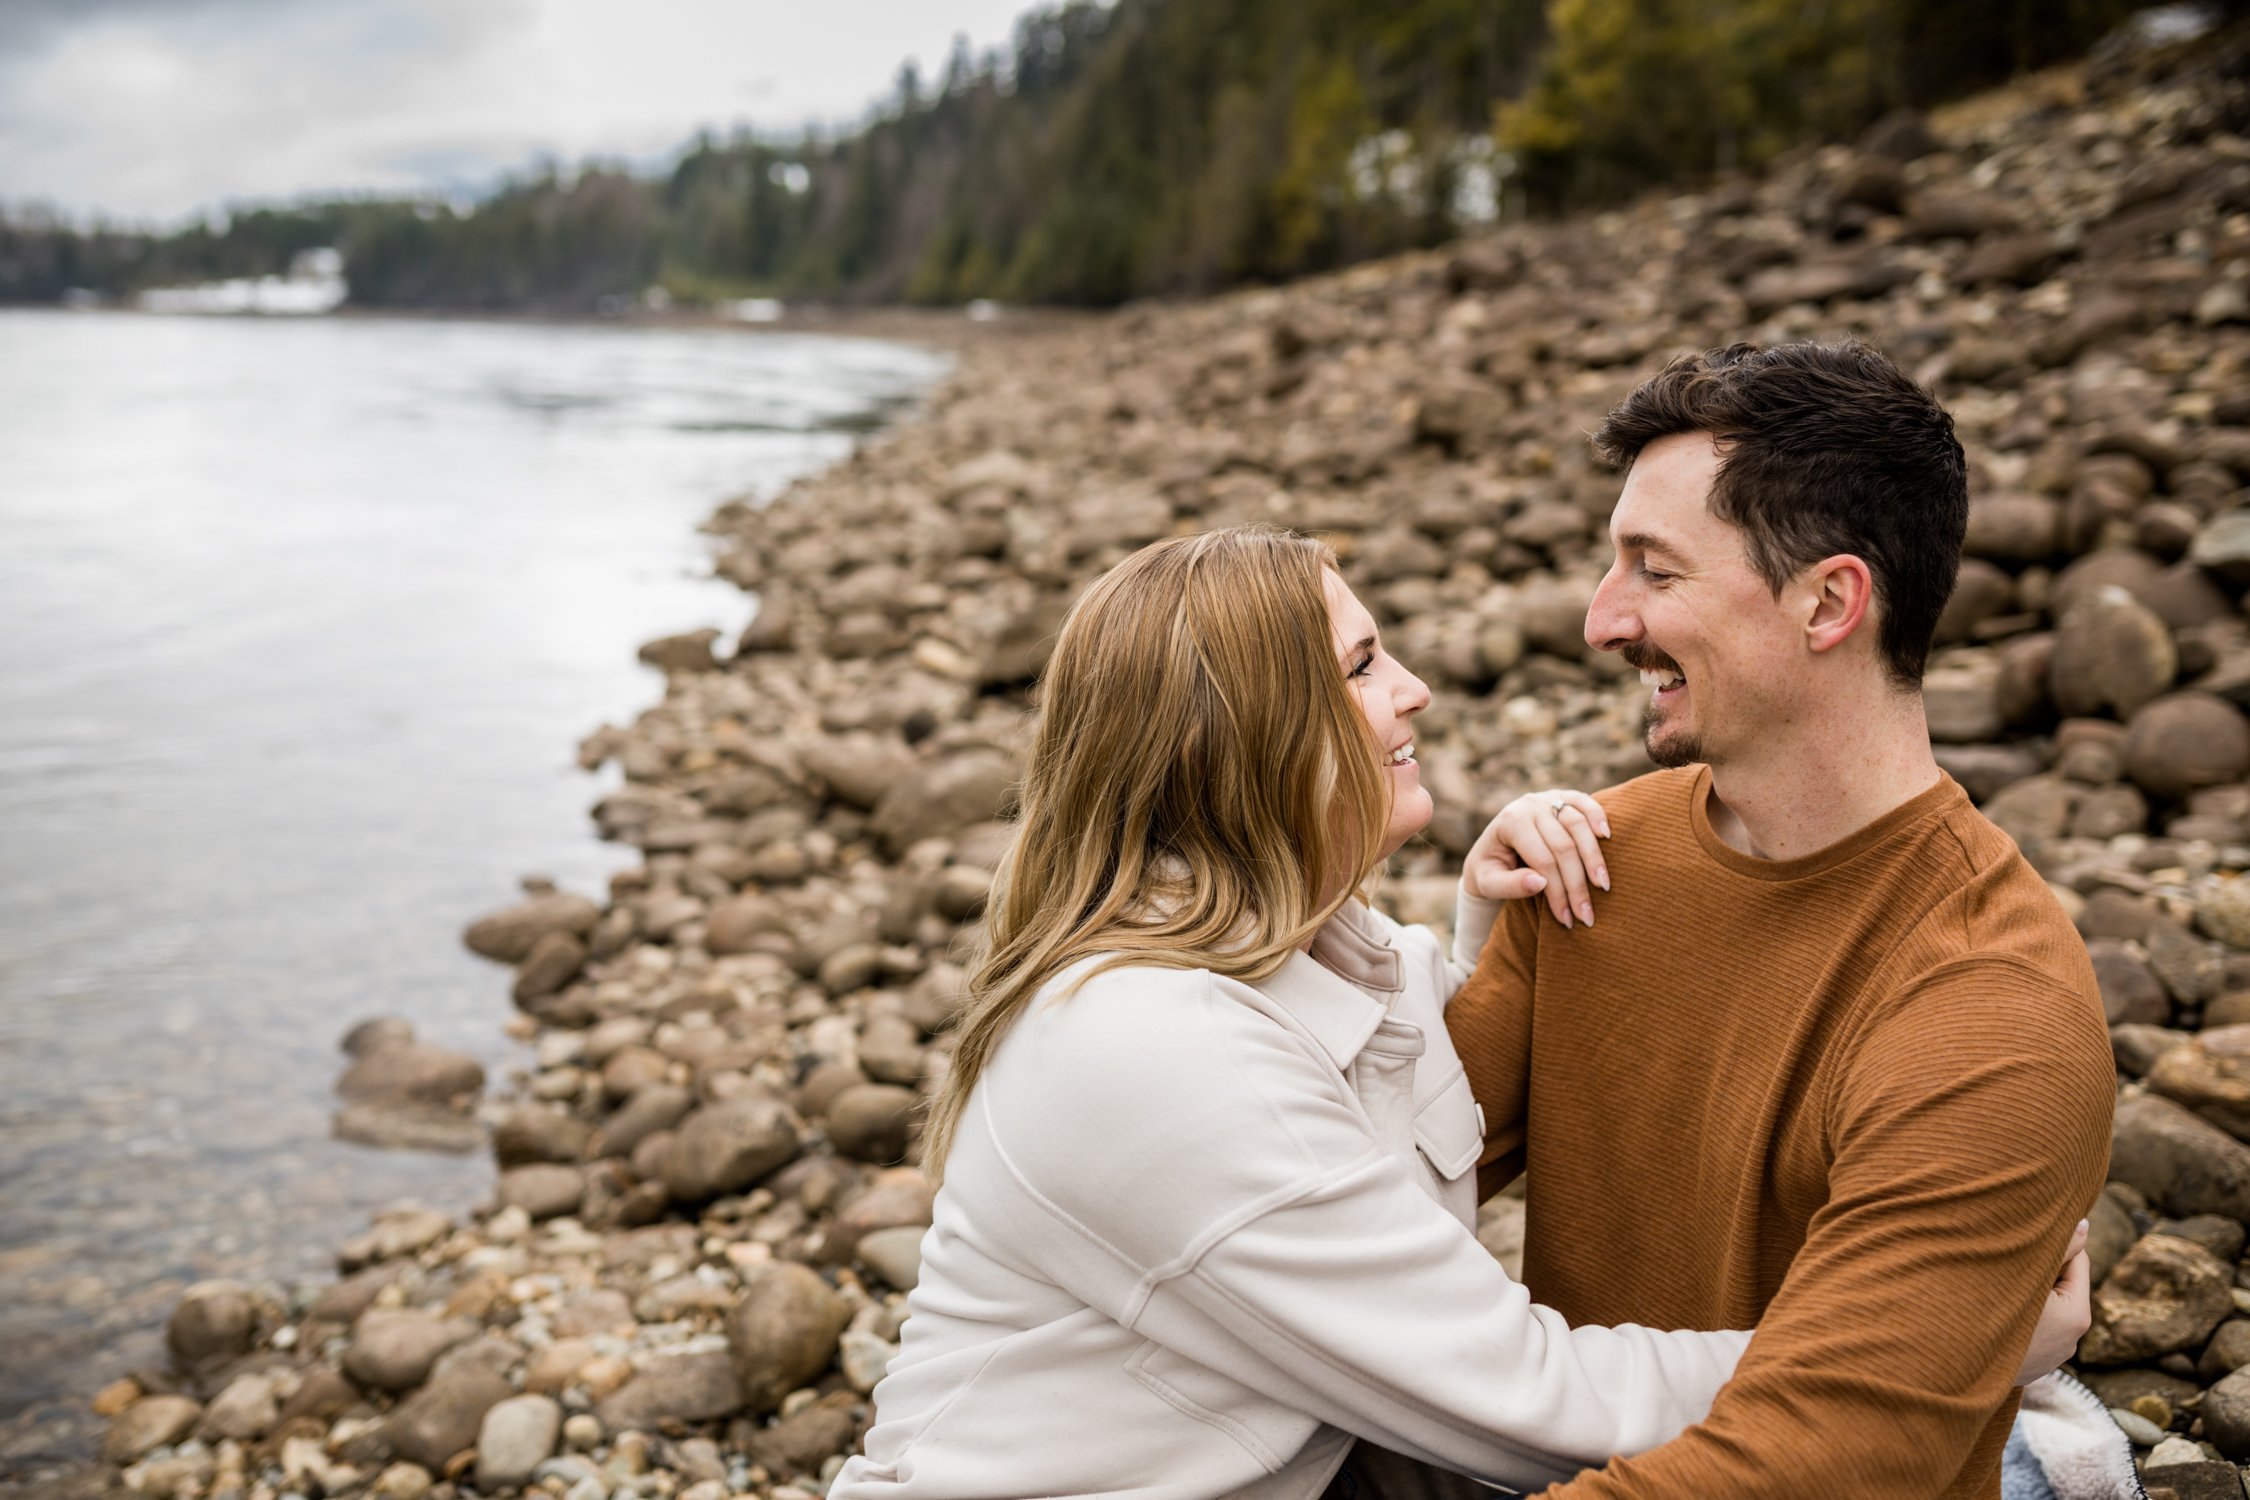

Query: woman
<box><xmin>831</xmin><ymin>526</ymin><xmax>2085</xmax><ymax>1499</ymax></box>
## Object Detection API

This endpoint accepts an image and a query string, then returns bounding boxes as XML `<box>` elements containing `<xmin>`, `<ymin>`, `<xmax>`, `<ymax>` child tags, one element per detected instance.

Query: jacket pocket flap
<box><xmin>1413</xmin><ymin>1066</ymin><xmax>1482</xmax><ymax>1181</ymax></box>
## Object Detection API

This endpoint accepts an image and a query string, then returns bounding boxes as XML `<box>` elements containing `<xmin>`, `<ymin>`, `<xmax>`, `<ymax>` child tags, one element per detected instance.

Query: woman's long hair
<box><xmin>919</xmin><ymin>525</ymin><xmax>1390</xmax><ymax>1180</ymax></box>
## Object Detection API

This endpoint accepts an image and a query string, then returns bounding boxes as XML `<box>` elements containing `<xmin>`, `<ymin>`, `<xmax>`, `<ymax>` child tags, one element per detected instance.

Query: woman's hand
<box><xmin>2015</xmin><ymin>1219</ymin><xmax>2092</xmax><ymax>1387</ymax></box>
<box><xmin>1461</xmin><ymin>789</ymin><xmax>1611</xmax><ymax>929</ymax></box>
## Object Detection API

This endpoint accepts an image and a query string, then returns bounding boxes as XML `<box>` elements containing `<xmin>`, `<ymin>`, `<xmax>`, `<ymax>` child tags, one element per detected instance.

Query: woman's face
<box><xmin>1323</xmin><ymin>568</ymin><xmax>1432</xmax><ymax>860</ymax></box>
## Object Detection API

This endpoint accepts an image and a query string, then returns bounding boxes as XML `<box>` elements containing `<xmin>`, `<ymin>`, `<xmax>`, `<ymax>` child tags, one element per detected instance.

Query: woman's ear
<box><xmin>1804</xmin><ymin>555</ymin><xmax>1874</xmax><ymax>656</ymax></box>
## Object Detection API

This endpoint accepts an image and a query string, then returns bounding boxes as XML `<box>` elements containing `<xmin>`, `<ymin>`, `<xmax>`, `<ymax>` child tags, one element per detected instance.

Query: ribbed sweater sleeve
<box><xmin>1448</xmin><ymin>893</ymin><xmax>1539</xmax><ymax>1198</ymax></box>
<box><xmin>1536</xmin><ymin>959</ymin><xmax>2115</xmax><ymax>1498</ymax></box>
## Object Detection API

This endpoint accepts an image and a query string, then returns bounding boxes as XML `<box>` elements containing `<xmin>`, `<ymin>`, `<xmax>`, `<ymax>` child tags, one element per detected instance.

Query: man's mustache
<box><xmin>1618</xmin><ymin>642</ymin><xmax>1684</xmax><ymax>677</ymax></box>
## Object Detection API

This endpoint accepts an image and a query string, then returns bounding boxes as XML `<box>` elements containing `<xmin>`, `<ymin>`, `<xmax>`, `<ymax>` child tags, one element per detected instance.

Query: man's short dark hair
<box><xmin>1593</xmin><ymin>340</ymin><xmax>1968</xmax><ymax>687</ymax></box>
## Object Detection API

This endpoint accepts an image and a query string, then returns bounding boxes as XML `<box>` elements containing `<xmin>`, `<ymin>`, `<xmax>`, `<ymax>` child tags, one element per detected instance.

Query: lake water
<box><xmin>0</xmin><ymin>311</ymin><xmax>949</xmax><ymax>1474</ymax></box>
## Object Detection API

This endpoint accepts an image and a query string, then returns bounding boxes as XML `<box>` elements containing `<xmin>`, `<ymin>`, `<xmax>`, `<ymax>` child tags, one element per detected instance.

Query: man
<box><xmin>1443</xmin><ymin>341</ymin><xmax>2114</xmax><ymax>1498</ymax></box>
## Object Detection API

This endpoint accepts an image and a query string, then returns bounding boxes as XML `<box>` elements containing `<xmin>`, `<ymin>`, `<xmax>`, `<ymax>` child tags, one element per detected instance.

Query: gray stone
<box><xmin>335</xmin><ymin>1041</ymin><xmax>485</xmax><ymax>1107</ymax></box>
<box><xmin>344</xmin><ymin>1309</ymin><xmax>479</xmax><ymax>1393</ymax></box>
<box><xmin>594</xmin><ymin>1350</ymin><xmax>744</xmax><ymax>1432</ymax></box>
<box><xmin>726</xmin><ymin>1263</ymin><xmax>852</xmax><ymax>1416</ymax></box>
<box><xmin>513</xmin><ymin>931</ymin><xmax>586</xmax><ymax>1004</ymax></box>
<box><xmin>2051</xmin><ymin>587</ymin><xmax>2176</xmax><ymax>721</ymax></box>
<box><xmin>658</xmin><ymin>1098</ymin><xmax>801</xmax><ymax>1202</ymax></box>
<box><xmin>588</xmin><ymin>1084</ymin><xmax>694</xmax><ymax>1160</ymax></box>
<box><xmin>167</xmin><ymin>1280</ymin><xmax>257</xmax><ymax>1372</ymax></box>
<box><xmin>869</xmin><ymin>749</ymin><xmax>1020</xmax><ymax>857</ymax></box>
<box><xmin>104</xmin><ymin>1396</ymin><xmax>202</xmax><ymax>1464</ymax></box>
<box><xmin>464</xmin><ymin>888</ymin><xmax>601</xmax><ymax>963</ymax></box>
<box><xmin>2200</xmin><ymin>879</ymin><xmax>2250</xmax><ymax>951</ymax></box>
<box><xmin>386</xmin><ymin>1365</ymin><xmax>513</xmax><ymax>1473</ymax></box>
<box><xmin>497</xmin><ymin>1163</ymin><xmax>585</xmax><ymax>1221</ymax></box>
<box><xmin>856</xmin><ymin>1225</ymin><xmax>927</xmax><ymax>1291</ymax></box>
<box><xmin>2205</xmin><ymin>1365</ymin><xmax>2250</xmax><ymax>1460</ymax></box>
<box><xmin>2126</xmin><ymin>695</ymin><xmax>2250</xmax><ymax>802</ymax></box>
<box><xmin>2079</xmin><ymin>1234</ymin><xmax>2235</xmax><ymax>1364</ymax></box>
<box><xmin>824</xmin><ymin>1083</ymin><xmax>919</xmax><ymax>1164</ymax></box>
<box><xmin>476</xmin><ymin>1394</ymin><xmax>563</xmax><ymax>1491</ymax></box>
<box><xmin>2113</xmin><ymin>1092</ymin><xmax>2250</xmax><ymax>1222</ymax></box>
<box><xmin>2092</xmin><ymin>941</ymin><xmax>2172</xmax><ymax>1027</ymax></box>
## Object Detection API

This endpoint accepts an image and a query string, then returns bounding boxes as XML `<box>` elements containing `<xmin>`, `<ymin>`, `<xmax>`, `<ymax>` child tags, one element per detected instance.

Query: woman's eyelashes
<box><xmin>1348</xmin><ymin>651</ymin><xmax>1374</xmax><ymax>680</ymax></box>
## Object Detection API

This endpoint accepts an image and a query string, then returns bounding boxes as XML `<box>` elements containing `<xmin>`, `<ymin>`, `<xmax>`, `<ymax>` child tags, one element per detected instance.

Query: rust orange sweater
<box><xmin>1446</xmin><ymin>766</ymin><xmax>2114</xmax><ymax>1499</ymax></box>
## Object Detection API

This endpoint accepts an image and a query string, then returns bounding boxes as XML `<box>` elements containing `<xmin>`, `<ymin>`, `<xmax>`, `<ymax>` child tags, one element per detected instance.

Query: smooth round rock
<box><xmin>824</xmin><ymin>1084</ymin><xmax>919</xmax><ymax>1164</ymax></box>
<box><xmin>2125</xmin><ymin>694</ymin><xmax>2250</xmax><ymax>801</ymax></box>
<box><xmin>476</xmin><ymin>1393</ymin><xmax>563</xmax><ymax>1491</ymax></box>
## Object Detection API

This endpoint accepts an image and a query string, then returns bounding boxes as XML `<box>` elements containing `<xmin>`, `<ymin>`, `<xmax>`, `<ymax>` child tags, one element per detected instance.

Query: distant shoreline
<box><xmin>0</xmin><ymin>299</ymin><xmax>1089</xmax><ymax>352</ymax></box>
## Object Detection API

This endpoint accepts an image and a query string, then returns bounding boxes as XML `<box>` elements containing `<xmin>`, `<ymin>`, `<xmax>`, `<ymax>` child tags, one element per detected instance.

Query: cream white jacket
<box><xmin>831</xmin><ymin>893</ymin><xmax>1749</xmax><ymax>1500</ymax></box>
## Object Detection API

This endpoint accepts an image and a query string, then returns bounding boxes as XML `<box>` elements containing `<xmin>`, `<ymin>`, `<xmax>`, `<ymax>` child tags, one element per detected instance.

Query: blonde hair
<box><xmin>919</xmin><ymin>525</ymin><xmax>1390</xmax><ymax>1180</ymax></box>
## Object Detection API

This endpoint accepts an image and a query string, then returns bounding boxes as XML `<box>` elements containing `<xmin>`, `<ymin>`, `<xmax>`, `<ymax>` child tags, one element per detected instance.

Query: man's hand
<box><xmin>2015</xmin><ymin>1219</ymin><xmax>2092</xmax><ymax>1387</ymax></box>
<box><xmin>1462</xmin><ymin>789</ymin><xmax>1611</xmax><ymax>929</ymax></box>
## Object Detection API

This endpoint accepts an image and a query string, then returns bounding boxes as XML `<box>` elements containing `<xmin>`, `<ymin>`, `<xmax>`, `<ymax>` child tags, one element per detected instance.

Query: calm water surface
<box><xmin>0</xmin><ymin>310</ymin><xmax>948</xmax><ymax>1473</ymax></box>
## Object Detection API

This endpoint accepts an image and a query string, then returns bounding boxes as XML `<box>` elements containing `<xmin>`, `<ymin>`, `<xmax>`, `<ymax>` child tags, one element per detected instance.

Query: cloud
<box><xmin>0</xmin><ymin>0</ymin><xmax>1060</xmax><ymax>223</ymax></box>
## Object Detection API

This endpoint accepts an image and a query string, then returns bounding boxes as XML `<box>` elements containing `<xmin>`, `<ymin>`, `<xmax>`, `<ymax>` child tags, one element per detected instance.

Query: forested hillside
<box><xmin>0</xmin><ymin>0</ymin><xmax>2177</xmax><ymax>310</ymax></box>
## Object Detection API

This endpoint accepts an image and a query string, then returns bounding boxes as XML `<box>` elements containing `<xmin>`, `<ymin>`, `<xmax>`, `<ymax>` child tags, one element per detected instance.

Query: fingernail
<box><xmin>1595</xmin><ymin>869</ymin><xmax>1610</xmax><ymax>891</ymax></box>
<box><xmin>1558</xmin><ymin>910</ymin><xmax>1573</xmax><ymax>929</ymax></box>
<box><xmin>1526</xmin><ymin>874</ymin><xmax>1546</xmax><ymax>892</ymax></box>
<box><xmin>1575</xmin><ymin>902</ymin><xmax>1593</xmax><ymax>925</ymax></box>
<box><xmin>2076</xmin><ymin>1218</ymin><xmax>2088</xmax><ymax>1233</ymax></box>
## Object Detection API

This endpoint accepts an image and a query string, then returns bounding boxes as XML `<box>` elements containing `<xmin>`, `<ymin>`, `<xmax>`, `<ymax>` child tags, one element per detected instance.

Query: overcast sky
<box><xmin>0</xmin><ymin>0</ymin><xmax>1057</xmax><ymax>224</ymax></box>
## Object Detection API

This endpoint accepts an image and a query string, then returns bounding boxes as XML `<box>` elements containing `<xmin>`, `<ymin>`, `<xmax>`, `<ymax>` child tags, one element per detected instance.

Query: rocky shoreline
<box><xmin>49</xmin><ymin>21</ymin><xmax>2250</xmax><ymax>1500</ymax></box>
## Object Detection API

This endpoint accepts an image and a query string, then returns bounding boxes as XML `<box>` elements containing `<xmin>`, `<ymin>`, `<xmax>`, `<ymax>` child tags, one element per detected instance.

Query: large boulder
<box><xmin>726</xmin><ymin>1264</ymin><xmax>853</xmax><ymax>1416</ymax></box>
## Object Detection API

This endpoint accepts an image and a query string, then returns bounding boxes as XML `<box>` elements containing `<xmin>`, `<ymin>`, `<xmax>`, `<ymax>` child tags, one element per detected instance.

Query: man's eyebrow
<box><xmin>1614</xmin><ymin>531</ymin><xmax>1685</xmax><ymax>561</ymax></box>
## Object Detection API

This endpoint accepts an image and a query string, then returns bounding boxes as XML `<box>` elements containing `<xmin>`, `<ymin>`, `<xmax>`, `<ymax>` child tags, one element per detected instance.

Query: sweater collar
<box><xmin>1274</xmin><ymin>897</ymin><xmax>1404</xmax><ymax>1071</ymax></box>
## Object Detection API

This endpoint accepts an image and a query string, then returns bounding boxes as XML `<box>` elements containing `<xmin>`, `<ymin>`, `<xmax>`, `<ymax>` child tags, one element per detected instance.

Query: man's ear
<box><xmin>1804</xmin><ymin>555</ymin><xmax>1874</xmax><ymax>655</ymax></box>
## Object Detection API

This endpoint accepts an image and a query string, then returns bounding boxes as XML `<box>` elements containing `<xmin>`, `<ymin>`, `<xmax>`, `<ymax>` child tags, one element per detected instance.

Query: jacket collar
<box><xmin>1272</xmin><ymin>897</ymin><xmax>1404</xmax><ymax>1071</ymax></box>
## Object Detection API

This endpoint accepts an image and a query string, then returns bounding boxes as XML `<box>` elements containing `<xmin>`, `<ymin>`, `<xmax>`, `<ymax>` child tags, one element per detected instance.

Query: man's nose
<box><xmin>1585</xmin><ymin>568</ymin><xmax>1638</xmax><ymax>654</ymax></box>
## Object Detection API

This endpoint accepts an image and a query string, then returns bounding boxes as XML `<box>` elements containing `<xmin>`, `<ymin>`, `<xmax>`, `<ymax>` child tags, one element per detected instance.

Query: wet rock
<box><xmin>2079</xmin><ymin>1233</ymin><xmax>2235</xmax><ymax>1364</ymax></box>
<box><xmin>167</xmin><ymin>1279</ymin><xmax>257</xmax><ymax>1372</ymax></box>
<box><xmin>464</xmin><ymin>885</ymin><xmax>601</xmax><ymax>964</ymax></box>
<box><xmin>594</xmin><ymin>1349</ymin><xmax>744</xmax><ymax>1432</ymax></box>
<box><xmin>2125</xmin><ymin>695</ymin><xmax>2250</xmax><ymax>801</ymax></box>
<box><xmin>726</xmin><ymin>1263</ymin><xmax>852</xmax><ymax>1416</ymax></box>
<box><xmin>476</xmin><ymin>1393</ymin><xmax>563</xmax><ymax>1490</ymax></box>
<box><xmin>493</xmin><ymin>1103</ymin><xmax>594</xmax><ymax>1166</ymax></box>
<box><xmin>336</xmin><ymin>1042</ymin><xmax>485</xmax><ymax>1107</ymax></box>
<box><xmin>638</xmin><ymin>627</ymin><xmax>722</xmax><ymax>675</ymax></box>
<box><xmin>659</xmin><ymin>1098</ymin><xmax>801</xmax><ymax>1202</ymax></box>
